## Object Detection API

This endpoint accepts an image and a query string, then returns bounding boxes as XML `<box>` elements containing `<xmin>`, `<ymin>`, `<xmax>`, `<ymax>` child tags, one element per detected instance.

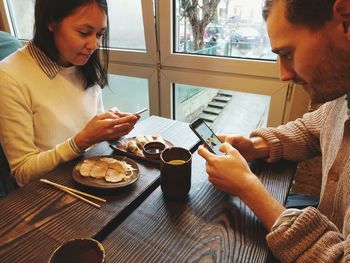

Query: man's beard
<box><xmin>302</xmin><ymin>43</ymin><xmax>350</xmax><ymax>103</ymax></box>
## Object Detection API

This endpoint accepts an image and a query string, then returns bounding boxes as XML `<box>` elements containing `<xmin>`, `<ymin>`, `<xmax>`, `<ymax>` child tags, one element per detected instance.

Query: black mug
<box><xmin>49</xmin><ymin>238</ymin><xmax>105</xmax><ymax>263</ymax></box>
<box><xmin>160</xmin><ymin>147</ymin><xmax>192</xmax><ymax>200</ymax></box>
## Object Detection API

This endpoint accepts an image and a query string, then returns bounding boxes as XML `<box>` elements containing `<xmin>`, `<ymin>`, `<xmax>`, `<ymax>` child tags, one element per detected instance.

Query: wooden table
<box><xmin>102</xmin><ymin>155</ymin><xmax>295</xmax><ymax>262</ymax></box>
<box><xmin>0</xmin><ymin>116</ymin><xmax>296</xmax><ymax>262</ymax></box>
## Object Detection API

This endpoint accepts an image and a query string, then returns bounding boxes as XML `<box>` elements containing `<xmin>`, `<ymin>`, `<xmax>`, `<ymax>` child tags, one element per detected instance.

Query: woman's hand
<box><xmin>109</xmin><ymin>107</ymin><xmax>140</xmax><ymax>126</ymax></box>
<box><xmin>74</xmin><ymin>111</ymin><xmax>137</xmax><ymax>150</ymax></box>
<box><xmin>219</xmin><ymin>134</ymin><xmax>269</xmax><ymax>162</ymax></box>
<box><xmin>198</xmin><ymin>142</ymin><xmax>258</xmax><ymax>198</ymax></box>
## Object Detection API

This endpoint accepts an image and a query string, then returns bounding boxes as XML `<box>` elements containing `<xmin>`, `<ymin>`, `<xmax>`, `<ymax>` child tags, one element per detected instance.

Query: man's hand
<box><xmin>198</xmin><ymin>142</ymin><xmax>256</xmax><ymax>197</ymax></box>
<box><xmin>198</xmin><ymin>142</ymin><xmax>285</xmax><ymax>230</ymax></box>
<box><xmin>219</xmin><ymin>134</ymin><xmax>269</xmax><ymax>161</ymax></box>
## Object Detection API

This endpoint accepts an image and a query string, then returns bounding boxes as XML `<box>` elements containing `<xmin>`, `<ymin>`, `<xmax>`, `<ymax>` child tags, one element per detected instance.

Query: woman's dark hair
<box><xmin>33</xmin><ymin>0</ymin><xmax>109</xmax><ymax>88</ymax></box>
<box><xmin>263</xmin><ymin>0</ymin><xmax>336</xmax><ymax>30</ymax></box>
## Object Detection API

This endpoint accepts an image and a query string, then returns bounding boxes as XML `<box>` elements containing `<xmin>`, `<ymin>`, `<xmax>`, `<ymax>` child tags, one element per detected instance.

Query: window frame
<box><xmin>0</xmin><ymin>0</ymin><xmax>14</xmax><ymax>33</ymax></box>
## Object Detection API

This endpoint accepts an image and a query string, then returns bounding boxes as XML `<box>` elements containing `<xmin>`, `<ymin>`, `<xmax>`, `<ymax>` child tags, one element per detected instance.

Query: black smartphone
<box><xmin>190</xmin><ymin>119</ymin><xmax>224</xmax><ymax>155</ymax></box>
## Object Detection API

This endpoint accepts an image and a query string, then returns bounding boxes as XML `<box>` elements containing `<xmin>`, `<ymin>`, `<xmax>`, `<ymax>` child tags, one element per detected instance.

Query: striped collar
<box><xmin>27</xmin><ymin>41</ymin><xmax>60</xmax><ymax>79</ymax></box>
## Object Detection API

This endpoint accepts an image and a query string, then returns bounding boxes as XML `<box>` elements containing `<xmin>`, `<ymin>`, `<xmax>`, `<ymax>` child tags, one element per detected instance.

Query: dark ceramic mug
<box><xmin>160</xmin><ymin>147</ymin><xmax>192</xmax><ymax>200</ymax></box>
<box><xmin>49</xmin><ymin>238</ymin><xmax>105</xmax><ymax>263</ymax></box>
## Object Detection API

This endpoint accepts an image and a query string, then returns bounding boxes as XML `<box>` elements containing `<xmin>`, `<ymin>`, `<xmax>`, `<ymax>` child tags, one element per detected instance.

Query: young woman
<box><xmin>0</xmin><ymin>0</ymin><xmax>138</xmax><ymax>186</ymax></box>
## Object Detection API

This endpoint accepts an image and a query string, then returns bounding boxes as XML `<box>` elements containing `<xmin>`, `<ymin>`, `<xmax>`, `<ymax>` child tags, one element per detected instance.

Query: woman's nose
<box><xmin>86</xmin><ymin>37</ymin><xmax>99</xmax><ymax>51</ymax></box>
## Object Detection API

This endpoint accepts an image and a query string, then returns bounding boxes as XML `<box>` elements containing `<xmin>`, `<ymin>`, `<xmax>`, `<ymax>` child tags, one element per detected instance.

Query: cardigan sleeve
<box><xmin>267</xmin><ymin>207</ymin><xmax>350</xmax><ymax>263</ymax></box>
<box><xmin>249</xmin><ymin>103</ymin><xmax>330</xmax><ymax>162</ymax></box>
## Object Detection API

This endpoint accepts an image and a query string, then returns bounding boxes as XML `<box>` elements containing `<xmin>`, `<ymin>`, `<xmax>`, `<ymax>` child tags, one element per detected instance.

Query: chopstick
<box><xmin>40</xmin><ymin>179</ymin><xmax>106</xmax><ymax>208</ymax></box>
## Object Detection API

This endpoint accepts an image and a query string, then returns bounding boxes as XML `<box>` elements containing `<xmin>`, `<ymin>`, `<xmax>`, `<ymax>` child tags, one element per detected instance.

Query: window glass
<box><xmin>107</xmin><ymin>0</ymin><xmax>146</xmax><ymax>50</ymax></box>
<box><xmin>4</xmin><ymin>0</ymin><xmax>146</xmax><ymax>51</ymax></box>
<box><xmin>174</xmin><ymin>84</ymin><xmax>270</xmax><ymax>136</ymax></box>
<box><xmin>174</xmin><ymin>0</ymin><xmax>276</xmax><ymax>60</ymax></box>
<box><xmin>5</xmin><ymin>0</ymin><xmax>34</xmax><ymax>39</ymax></box>
<box><xmin>103</xmin><ymin>75</ymin><xmax>149</xmax><ymax>120</ymax></box>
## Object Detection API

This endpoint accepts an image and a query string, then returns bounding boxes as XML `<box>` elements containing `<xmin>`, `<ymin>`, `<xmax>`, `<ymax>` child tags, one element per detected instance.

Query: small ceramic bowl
<box><xmin>142</xmin><ymin>141</ymin><xmax>166</xmax><ymax>160</ymax></box>
<box><xmin>49</xmin><ymin>238</ymin><xmax>105</xmax><ymax>263</ymax></box>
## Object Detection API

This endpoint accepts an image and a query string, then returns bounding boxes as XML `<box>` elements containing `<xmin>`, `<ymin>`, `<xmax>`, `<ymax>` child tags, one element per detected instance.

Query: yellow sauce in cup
<box><xmin>167</xmin><ymin>160</ymin><xmax>186</xmax><ymax>165</ymax></box>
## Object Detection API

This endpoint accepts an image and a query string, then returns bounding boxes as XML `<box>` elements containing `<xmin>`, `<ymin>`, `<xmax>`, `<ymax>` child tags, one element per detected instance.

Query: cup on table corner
<box><xmin>49</xmin><ymin>238</ymin><xmax>105</xmax><ymax>263</ymax></box>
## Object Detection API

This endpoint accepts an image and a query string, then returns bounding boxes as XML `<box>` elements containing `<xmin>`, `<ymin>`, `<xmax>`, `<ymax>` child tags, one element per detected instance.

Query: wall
<box><xmin>288</xmin><ymin>85</ymin><xmax>309</xmax><ymax>121</ymax></box>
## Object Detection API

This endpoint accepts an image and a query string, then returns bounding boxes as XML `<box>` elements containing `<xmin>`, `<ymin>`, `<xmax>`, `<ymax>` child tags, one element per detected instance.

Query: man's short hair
<box><xmin>263</xmin><ymin>0</ymin><xmax>336</xmax><ymax>30</ymax></box>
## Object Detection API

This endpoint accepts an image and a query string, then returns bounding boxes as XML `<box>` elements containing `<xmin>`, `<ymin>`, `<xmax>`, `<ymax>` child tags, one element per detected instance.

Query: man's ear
<box><xmin>333</xmin><ymin>0</ymin><xmax>350</xmax><ymax>34</ymax></box>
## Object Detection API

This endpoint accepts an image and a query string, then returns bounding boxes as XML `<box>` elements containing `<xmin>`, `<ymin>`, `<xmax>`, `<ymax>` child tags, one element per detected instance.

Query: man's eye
<box><xmin>280</xmin><ymin>52</ymin><xmax>292</xmax><ymax>60</ymax></box>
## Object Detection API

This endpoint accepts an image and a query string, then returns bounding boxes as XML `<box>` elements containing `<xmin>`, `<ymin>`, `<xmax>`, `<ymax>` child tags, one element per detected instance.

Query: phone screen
<box><xmin>190</xmin><ymin>119</ymin><xmax>224</xmax><ymax>155</ymax></box>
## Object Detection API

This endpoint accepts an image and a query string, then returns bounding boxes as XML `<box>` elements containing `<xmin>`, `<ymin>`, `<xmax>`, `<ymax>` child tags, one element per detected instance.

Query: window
<box><xmin>104</xmin><ymin>75</ymin><xmax>149</xmax><ymax>121</ymax></box>
<box><xmin>1</xmin><ymin>0</ymin><xmax>34</xmax><ymax>39</ymax></box>
<box><xmin>174</xmin><ymin>0</ymin><xmax>276</xmax><ymax>60</ymax></box>
<box><xmin>158</xmin><ymin>0</ymin><xmax>293</xmax><ymax>127</ymax></box>
<box><xmin>174</xmin><ymin>84</ymin><xmax>269</xmax><ymax>136</ymax></box>
<box><xmin>0</xmin><ymin>0</ymin><xmax>303</xmax><ymax>128</ymax></box>
<box><xmin>107</xmin><ymin>0</ymin><xmax>146</xmax><ymax>50</ymax></box>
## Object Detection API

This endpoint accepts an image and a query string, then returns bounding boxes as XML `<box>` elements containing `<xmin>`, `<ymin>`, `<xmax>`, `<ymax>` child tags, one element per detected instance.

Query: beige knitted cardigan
<box><xmin>251</xmin><ymin>95</ymin><xmax>350</xmax><ymax>262</ymax></box>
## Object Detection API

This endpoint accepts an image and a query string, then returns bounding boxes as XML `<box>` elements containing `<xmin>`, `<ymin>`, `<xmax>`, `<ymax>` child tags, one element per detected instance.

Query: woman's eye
<box><xmin>78</xmin><ymin>31</ymin><xmax>89</xmax><ymax>36</ymax></box>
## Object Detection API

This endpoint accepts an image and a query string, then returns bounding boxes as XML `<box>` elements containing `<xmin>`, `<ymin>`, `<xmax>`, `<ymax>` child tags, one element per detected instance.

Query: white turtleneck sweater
<box><xmin>0</xmin><ymin>43</ymin><xmax>104</xmax><ymax>186</ymax></box>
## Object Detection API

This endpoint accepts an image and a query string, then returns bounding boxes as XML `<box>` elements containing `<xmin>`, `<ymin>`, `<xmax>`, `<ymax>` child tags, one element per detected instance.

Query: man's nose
<box><xmin>279</xmin><ymin>60</ymin><xmax>296</xmax><ymax>81</ymax></box>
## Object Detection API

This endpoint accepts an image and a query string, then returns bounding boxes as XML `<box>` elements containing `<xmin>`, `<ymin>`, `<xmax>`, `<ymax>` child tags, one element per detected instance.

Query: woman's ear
<box><xmin>48</xmin><ymin>21</ymin><xmax>56</xmax><ymax>32</ymax></box>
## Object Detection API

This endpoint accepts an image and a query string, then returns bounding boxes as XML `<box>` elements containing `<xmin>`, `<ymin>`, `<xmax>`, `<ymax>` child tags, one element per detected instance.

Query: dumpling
<box><xmin>135</xmin><ymin>135</ymin><xmax>148</xmax><ymax>149</ymax></box>
<box><xmin>127</xmin><ymin>139</ymin><xmax>142</xmax><ymax>155</ymax></box>
<box><xmin>154</xmin><ymin>135</ymin><xmax>166</xmax><ymax>144</ymax></box>
<box><xmin>144</xmin><ymin>135</ymin><xmax>154</xmax><ymax>143</ymax></box>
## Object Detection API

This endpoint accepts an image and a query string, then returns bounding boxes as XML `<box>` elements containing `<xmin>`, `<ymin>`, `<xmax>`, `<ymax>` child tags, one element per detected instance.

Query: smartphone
<box><xmin>134</xmin><ymin>108</ymin><xmax>148</xmax><ymax>115</ymax></box>
<box><xmin>190</xmin><ymin>118</ymin><xmax>224</xmax><ymax>155</ymax></box>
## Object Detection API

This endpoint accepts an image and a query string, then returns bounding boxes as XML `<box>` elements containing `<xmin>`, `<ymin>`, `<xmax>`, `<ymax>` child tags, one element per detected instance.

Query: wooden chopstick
<box><xmin>40</xmin><ymin>179</ymin><xmax>106</xmax><ymax>202</ymax></box>
<box><xmin>61</xmin><ymin>187</ymin><xmax>101</xmax><ymax>208</ymax></box>
<box><xmin>40</xmin><ymin>179</ymin><xmax>106</xmax><ymax>208</ymax></box>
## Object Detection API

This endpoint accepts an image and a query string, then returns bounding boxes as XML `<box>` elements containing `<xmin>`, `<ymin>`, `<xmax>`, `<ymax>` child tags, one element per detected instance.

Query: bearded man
<box><xmin>198</xmin><ymin>0</ymin><xmax>350</xmax><ymax>261</ymax></box>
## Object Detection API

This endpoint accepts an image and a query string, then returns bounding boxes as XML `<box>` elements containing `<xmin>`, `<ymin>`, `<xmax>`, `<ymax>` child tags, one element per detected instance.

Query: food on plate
<box><xmin>79</xmin><ymin>159</ymin><xmax>96</xmax><ymax>176</ymax></box>
<box><xmin>135</xmin><ymin>135</ymin><xmax>148</xmax><ymax>149</ymax></box>
<box><xmin>105</xmin><ymin>168</ymin><xmax>130</xmax><ymax>183</ymax></box>
<box><xmin>125</xmin><ymin>135</ymin><xmax>166</xmax><ymax>156</ymax></box>
<box><xmin>144</xmin><ymin>135</ymin><xmax>154</xmax><ymax>143</ymax></box>
<box><xmin>127</xmin><ymin>139</ymin><xmax>142</xmax><ymax>155</ymax></box>
<box><xmin>154</xmin><ymin>135</ymin><xmax>166</xmax><ymax>144</ymax></box>
<box><xmin>78</xmin><ymin>157</ymin><xmax>135</xmax><ymax>183</ymax></box>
